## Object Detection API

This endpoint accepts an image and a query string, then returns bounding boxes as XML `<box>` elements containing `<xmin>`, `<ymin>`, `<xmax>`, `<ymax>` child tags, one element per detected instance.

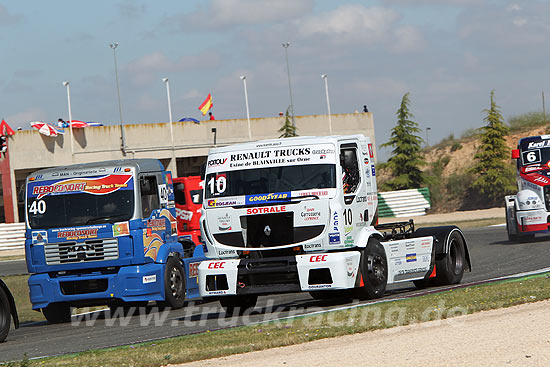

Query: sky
<box><xmin>1</xmin><ymin>0</ymin><xmax>550</xmax><ymax>161</ymax></box>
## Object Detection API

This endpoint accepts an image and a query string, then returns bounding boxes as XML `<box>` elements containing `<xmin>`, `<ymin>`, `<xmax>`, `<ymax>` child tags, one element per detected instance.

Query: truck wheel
<box><xmin>356</xmin><ymin>238</ymin><xmax>387</xmax><ymax>300</ymax></box>
<box><xmin>219</xmin><ymin>295</ymin><xmax>258</xmax><ymax>316</ymax></box>
<box><xmin>0</xmin><ymin>286</ymin><xmax>11</xmax><ymax>342</ymax></box>
<box><xmin>435</xmin><ymin>231</ymin><xmax>465</xmax><ymax>285</ymax></box>
<box><xmin>160</xmin><ymin>257</ymin><xmax>186</xmax><ymax>309</ymax></box>
<box><xmin>42</xmin><ymin>303</ymin><xmax>72</xmax><ymax>324</ymax></box>
<box><xmin>506</xmin><ymin>208</ymin><xmax>517</xmax><ymax>242</ymax></box>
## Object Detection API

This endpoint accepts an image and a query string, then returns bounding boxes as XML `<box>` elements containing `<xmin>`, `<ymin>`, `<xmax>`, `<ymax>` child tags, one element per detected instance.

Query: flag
<box><xmin>198</xmin><ymin>94</ymin><xmax>213</xmax><ymax>116</ymax></box>
<box><xmin>0</xmin><ymin>119</ymin><xmax>15</xmax><ymax>136</ymax></box>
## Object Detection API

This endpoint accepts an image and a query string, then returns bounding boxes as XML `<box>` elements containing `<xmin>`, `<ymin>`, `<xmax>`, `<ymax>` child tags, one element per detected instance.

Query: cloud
<box><xmin>117</xmin><ymin>1</ymin><xmax>147</xmax><ymax>19</ymax></box>
<box><xmin>0</xmin><ymin>5</ymin><xmax>22</xmax><ymax>26</ymax></box>
<box><xmin>391</xmin><ymin>26</ymin><xmax>426</xmax><ymax>53</ymax></box>
<box><xmin>169</xmin><ymin>0</ymin><xmax>313</xmax><ymax>30</ymax></box>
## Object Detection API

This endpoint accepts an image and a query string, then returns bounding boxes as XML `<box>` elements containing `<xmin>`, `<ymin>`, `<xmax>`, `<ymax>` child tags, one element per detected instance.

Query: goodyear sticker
<box><xmin>245</xmin><ymin>192</ymin><xmax>290</xmax><ymax>205</ymax></box>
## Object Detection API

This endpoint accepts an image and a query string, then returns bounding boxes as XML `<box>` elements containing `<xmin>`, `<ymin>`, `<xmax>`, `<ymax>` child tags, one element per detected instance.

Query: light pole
<box><xmin>110</xmin><ymin>42</ymin><xmax>126</xmax><ymax>154</ymax></box>
<box><xmin>282</xmin><ymin>42</ymin><xmax>295</xmax><ymax>127</ymax></box>
<box><xmin>321</xmin><ymin>74</ymin><xmax>332</xmax><ymax>135</ymax></box>
<box><xmin>426</xmin><ymin>127</ymin><xmax>431</xmax><ymax>147</ymax></box>
<box><xmin>240</xmin><ymin>75</ymin><xmax>252</xmax><ymax>140</ymax></box>
<box><xmin>62</xmin><ymin>81</ymin><xmax>74</xmax><ymax>156</ymax></box>
<box><xmin>162</xmin><ymin>78</ymin><xmax>175</xmax><ymax>147</ymax></box>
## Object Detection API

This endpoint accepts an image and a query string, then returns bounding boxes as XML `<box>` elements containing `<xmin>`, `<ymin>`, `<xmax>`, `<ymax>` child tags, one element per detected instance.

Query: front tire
<box><xmin>355</xmin><ymin>238</ymin><xmax>388</xmax><ymax>300</ymax></box>
<box><xmin>435</xmin><ymin>231</ymin><xmax>465</xmax><ymax>285</ymax></box>
<box><xmin>160</xmin><ymin>257</ymin><xmax>186</xmax><ymax>310</ymax></box>
<box><xmin>219</xmin><ymin>295</ymin><xmax>258</xmax><ymax>316</ymax></box>
<box><xmin>0</xmin><ymin>286</ymin><xmax>11</xmax><ymax>342</ymax></box>
<box><xmin>42</xmin><ymin>303</ymin><xmax>72</xmax><ymax>324</ymax></box>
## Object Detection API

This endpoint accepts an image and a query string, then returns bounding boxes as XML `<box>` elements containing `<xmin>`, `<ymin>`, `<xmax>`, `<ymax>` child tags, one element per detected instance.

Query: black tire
<box><xmin>355</xmin><ymin>238</ymin><xmax>387</xmax><ymax>300</ymax></box>
<box><xmin>158</xmin><ymin>257</ymin><xmax>186</xmax><ymax>310</ymax></box>
<box><xmin>0</xmin><ymin>286</ymin><xmax>11</xmax><ymax>342</ymax></box>
<box><xmin>42</xmin><ymin>303</ymin><xmax>72</xmax><ymax>324</ymax></box>
<box><xmin>435</xmin><ymin>231</ymin><xmax>465</xmax><ymax>285</ymax></box>
<box><xmin>219</xmin><ymin>295</ymin><xmax>258</xmax><ymax>316</ymax></box>
<box><xmin>506</xmin><ymin>208</ymin><xmax>518</xmax><ymax>242</ymax></box>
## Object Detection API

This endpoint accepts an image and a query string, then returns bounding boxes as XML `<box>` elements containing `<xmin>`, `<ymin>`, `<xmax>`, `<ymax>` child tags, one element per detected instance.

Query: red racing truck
<box><xmin>173</xmin><ymin>176</ymin><xmax>203</xmax><ymax>252</ymax></box>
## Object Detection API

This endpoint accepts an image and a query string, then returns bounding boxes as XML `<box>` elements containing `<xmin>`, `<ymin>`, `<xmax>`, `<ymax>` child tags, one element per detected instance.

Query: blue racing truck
<box><xmin>25</xmin><ymin>159</ymin><xmax>206</xmax><ymax>323</ymax></box>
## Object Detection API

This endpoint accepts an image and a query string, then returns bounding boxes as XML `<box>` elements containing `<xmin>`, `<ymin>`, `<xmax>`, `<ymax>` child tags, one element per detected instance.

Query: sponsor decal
<box><xmin>344</xmin><ymin>225</ymin><xmax>353</xmax><ymax>236</ymax></box>
<box><xmin>344</xmin><ymin>235</ymin><xmax>354</xmax><ymax>246</ymax></box>
<box><xmin>56</xmin><ymin>228</ymin><xmax>100</xmax><ymax>240</ymax></box>
<box><xmin>332</xmin><ymin>211</ymin><xmax>339</xmax><ymax>231</ymax></box>
<box><xmin>309</xmin><ymin>284</ymin><xmax>332</xmax><ymax>289</ymax></box>
<box><xmin>208</xmin><ymin>261</ymin><xmax>226</xmax><ymax>269</ymax></box>
<box><xmin>31</xmin><ymin>174</ymin><xmax>133</xmax><ymax>199</ymax></box>
<box><xmin>246</xmin><ymin>206</ymin><xmax>287</xmax><ymax>215</ymax></box>
<box><xmin>310</xmin><ymin>254</ymin><xmax>328</xmax><ymax>262</ymax></box>
<box><xmin>527</xmin><ymin>140</ymin><xmax>550</xmax><ymax>149</ymax></box>
<box><xmin>208</xmin><ymin>290</ymin><xmax>227</xmax><ymax>294</ymax></box>
<box><xmin>356</xmin><ymin>222</ymin><xmax>367</xmax><ymax>227</ymax></box>
<box><xmin>207</xmin><ymin>158</ymin><xmax>228</xmax><ymax>167</ymax></box>
<box><xmin>346</xmin><ymin>257</ymin><xmax>354</xmax><ymax>278</ymax></box>
<box><xmin>296</xmin><ymin>190</ymin><xmax>329</xmax><ymax>197</ymax></box>
<box><xmin>371</xmin><ymin>165</ymin><xmax>376</xmax><ymax>177</ymax></box>
<box><xmin>245</xmin><ymin>192</ymin><xmax>290</xmax><ymax>205</ymax></box>
<box><xmin>176</xmin><ymin>208</ymin><xmax>193</xmax><ymax>221</ymax></box>
<box><xmin>304</xmin><ymin>243</ymin><xmax>322</xmax><ymax>249</ymax></box>
<box><xmin>398</xmin><ymin>267</ymin><xmax>429</xmax><ymax>276</ymax></box>
<box><xmin>368</xmin><ymin>144</ymin><xmax>374</xmax><ymax>159</ymax></box>
<box><xmin>522</xmin><ymin>164</ymin><xmax>544</xmax><ymax>173</ymax></box>
<box><xmin>356</xmin><ymin>196</ymin><xmax>367</xmax><ymax>203</ymax></box>
<box><xmin>207</xmin><ymin>197</ymin><xmax>245</xmax><ymax>208</ymax></box>
<box><xmin>405</xmin><ymin>241</ymin><xmax>416</xmax><ymax>249</ymax></box>
<box><xmin>143</xmin><ymin>275</ymin><xmax>157</xmax><ymax>284</ymax></box>
<box><xmin>406</xmin><ymin>253</ymin><xmax>417</xmax><ymax>262</ymax></box>
<box><xmin>421</xmin><ymin>239</ymin><xmax>431</xmax><ymax>248</ymax></box>
<box><xmin>113</xmin><ymin>222</ymin><xmax>129</xmax><ymax>237</ymax></box>
<box><xmin>231</xmin><ymin>148</ymin><xmax>312</xmax><ymax>162</ymax></box>
<box><xmin>329</xmin><ymin>232</ymin><xmax>340</xmax><ymax>244</ymax></box>
<box><xmin>218</xmin><ymin>249</ymin><xmax>236</xmax><ymax>256</ymax></box>
<box><xmin>217</xmin><ymin>213</ymin><xmax>232</xmax><ymax>231</ymax></box>
<box><xmin>189</xmin><ymin>262</ymin><xmax>200</xmax><ymax>278</ymax></box>
<box><xmin>32</xmin><ymin>230</ymin><xmax>47</xmax><ymax>244</ymax></box>
<box><xmin>301</xmin><ymin>207</ymin><xmax>321</xmax><ymax>221</ymax></box>
<box><xmin>147</xmin><ymin>218</ymin><xmax>166</xmax><ymax>231</ymax></box>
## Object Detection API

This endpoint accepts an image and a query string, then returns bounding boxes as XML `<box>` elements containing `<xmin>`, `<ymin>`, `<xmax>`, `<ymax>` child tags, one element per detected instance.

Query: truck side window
<box><xmin>174</xmin><ymin>182</ymin><xmax>186</xmax><ymax>205</ymax></box>
<box><xmin>340</xmin><ymin>146</ymin><xmax>360</xmax><ymax>194</ymax></box>
<box><xmin>140</xmin><ymin>175</ymin><xmax>160</xmax><ymax>218</ymax></box>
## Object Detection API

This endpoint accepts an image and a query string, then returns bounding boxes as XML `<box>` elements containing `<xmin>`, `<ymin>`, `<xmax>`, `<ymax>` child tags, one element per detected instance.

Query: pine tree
<box><xmin>468</xmin><ymin>90</ymin><xmax>515</xmax><ymax>205</ymax></box>
<box><xmin>380</xmin><ymin>92</ymin><xmax>425</xmax><ymax>190</ymax></box>
<box><xmin>279</xmin><ymin>106</ymin><xmax>297</xmax><ymax>138</ymax></box>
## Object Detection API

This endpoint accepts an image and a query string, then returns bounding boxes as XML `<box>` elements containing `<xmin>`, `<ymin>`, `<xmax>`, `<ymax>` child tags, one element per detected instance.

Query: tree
<box><xmin>380</xmin><ymin>92</ymin><xmax>425</xmax><ymax>190</ymax></box>
<box><xmin>279</xmin><ymin>106</ymin><xmax>297</xmax><ymax>138</ymax></box>
<box><xmin>468</xmin><ymin>90</ymin><xmax>515</xmax><ymax>205</ymax></box>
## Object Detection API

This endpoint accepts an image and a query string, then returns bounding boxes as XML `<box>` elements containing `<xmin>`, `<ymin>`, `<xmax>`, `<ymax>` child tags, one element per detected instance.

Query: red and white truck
<box><xmin>197</xmin><ymin>135</ymin><xmax>472</xmax><ymax>313</ymax></box>
<box><xmin>506</xmin><ymin>134</ymin><xmax>550</xmax><ymax>241</ymax></box>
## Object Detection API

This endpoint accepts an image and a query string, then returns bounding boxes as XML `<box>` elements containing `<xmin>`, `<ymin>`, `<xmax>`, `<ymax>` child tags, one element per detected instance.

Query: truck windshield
<box><xmin>519</xmin><ymin>139</ymin><xmax>550</xmax><ymax>168</ymax></box>
<box><xmin>205</xmin><ymin>164</ymin><xmax>336</xmax><ymax>199</ymax></box>
<box><xmin>26</xmin><ymin>175</ymin><xmax>135</xmax><ymax>229</ymax></box>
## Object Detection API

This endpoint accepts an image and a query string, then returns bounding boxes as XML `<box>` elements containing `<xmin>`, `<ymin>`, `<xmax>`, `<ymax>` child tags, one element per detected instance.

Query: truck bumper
<box><xmin>28</xmin><ymin>263</ymin><xmax>165</xmax><ymax>310</ymax></box>
<box><xmin>515</xmin><ymin>209</ymin><xmax>550</xmax><ymax>234</ymax></box>
<box><xmin>198</xmin><ymin>252</ymin><xmax>361</xmax><ymax>297</ymax></box>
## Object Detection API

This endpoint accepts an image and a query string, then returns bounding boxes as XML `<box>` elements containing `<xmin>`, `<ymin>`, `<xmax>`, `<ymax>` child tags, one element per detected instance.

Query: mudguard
<box><xmin>0</xmin><ymin>279</ymin><xmax>19</xmax><ymax>329</ymax></box>
<box><xmin>354</xmin><ymin>226</ymin><xmax>383</xmax><ymax>248</ymax></box>
<box><xmin>411</xmin><ymin>226</ymin><xmax>472</xmax><ymax>272</ymax></box>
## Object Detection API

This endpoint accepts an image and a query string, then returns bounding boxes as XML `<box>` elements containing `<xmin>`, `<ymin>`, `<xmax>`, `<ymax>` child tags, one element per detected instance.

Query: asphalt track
<box><xmin>0</xmin><ymin>259</ymin><xmax>27</xmax><ymax>276</ymax></box>
<box><xmin>2</xmin><ymin>225</ymin><xmax>550</xmax><ymax>362</ymax></box>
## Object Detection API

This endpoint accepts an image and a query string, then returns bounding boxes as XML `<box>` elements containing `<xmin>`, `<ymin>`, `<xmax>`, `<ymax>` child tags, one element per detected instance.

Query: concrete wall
<box><xmin>7</xmin><ymin>112</ymin><xmax>375</xmax><ymax>221</ymax></box>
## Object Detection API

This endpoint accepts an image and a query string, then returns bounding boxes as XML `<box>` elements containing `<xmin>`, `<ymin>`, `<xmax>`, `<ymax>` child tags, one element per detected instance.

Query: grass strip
<box><xmin>5</xmin><ymin>273</ymin><xmax>548</xmax><ymax>367</ymax></box>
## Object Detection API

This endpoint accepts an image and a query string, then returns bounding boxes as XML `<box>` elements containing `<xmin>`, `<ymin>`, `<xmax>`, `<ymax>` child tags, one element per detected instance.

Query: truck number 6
<box><xmin>29</xmin><ymin>200</ymin><xmax>46</xmax><ymax>215</ymax></box>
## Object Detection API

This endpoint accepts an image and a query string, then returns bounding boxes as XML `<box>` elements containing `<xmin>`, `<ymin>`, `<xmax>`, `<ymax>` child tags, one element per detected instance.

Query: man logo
<box><xmin>264</xmin><ymin>225</ymin><xmax>272</xmax><ymax>237</ymax></box>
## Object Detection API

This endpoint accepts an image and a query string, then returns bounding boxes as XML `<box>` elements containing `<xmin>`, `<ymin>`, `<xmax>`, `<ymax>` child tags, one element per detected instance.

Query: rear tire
<box><xmin>355</xmin><ymin>238</ymin><xmax>387</xmax><ymax>300</ymax></box>
<box><xmin>219</xmin><ymin>295</ymin><xmax>258</xmax><ymax>316</ymax></box>
<box><xmin>42</xmin><ymin>303</ymin><xmax>72</xmax><ymax>324</ymax></box>
<box><xmin>506</xmin><ymin>207</ymin><xmax>518</xmax><ymax>242</ymax></box>
<box><xmin>435</xmin><ymin>231</ymin><xmax>465</xmax><ymax>285</ymax></box>
<box><xmin>0</xmin><ymin>286</ymin><xmax>11</xmax><ymax>342</ymax></box>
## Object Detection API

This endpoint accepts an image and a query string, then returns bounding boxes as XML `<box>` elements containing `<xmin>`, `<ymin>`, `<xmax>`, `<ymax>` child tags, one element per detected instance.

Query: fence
<box><xmin>0</xmin><ymin>223</ymin><xmax>25</xmax><ymax>251</ymax></box>
<box><xmin>378</xmin><ymin>188</ymin><xmax>431</xmax><ymax>218</ymax></box>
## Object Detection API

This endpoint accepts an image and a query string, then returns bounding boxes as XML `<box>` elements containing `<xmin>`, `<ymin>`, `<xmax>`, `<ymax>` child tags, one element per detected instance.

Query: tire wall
<box><xmin>0</xmin><ymin>279</ymin><xmax>18</xmax><ymax>328</ymax></box>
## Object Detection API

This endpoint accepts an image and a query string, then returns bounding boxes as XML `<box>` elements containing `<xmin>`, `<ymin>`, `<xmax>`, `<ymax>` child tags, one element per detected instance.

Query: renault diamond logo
<box><xmin>264</xmin><ymin>225</ymin><xmax>272</xmax><ymax>236</ymax></box>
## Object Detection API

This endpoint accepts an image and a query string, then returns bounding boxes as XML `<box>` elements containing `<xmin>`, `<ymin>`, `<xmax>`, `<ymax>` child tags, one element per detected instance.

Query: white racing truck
<box><xmin>198</xmin><ymin>135</ymin><xmax>471</xmax><ymax>313</ymax></box>
<box><xmin>506</xmin><ymin>134</ymin><xmax>550</xmax><ymax>241</ymax></box>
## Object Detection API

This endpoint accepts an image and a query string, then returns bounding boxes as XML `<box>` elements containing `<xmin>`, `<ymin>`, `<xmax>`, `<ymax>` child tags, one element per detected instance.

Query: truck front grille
<box><xmin>44</xmin><ymin>238</ymin><xmax>119</xmax><ymax>265</ymax></box>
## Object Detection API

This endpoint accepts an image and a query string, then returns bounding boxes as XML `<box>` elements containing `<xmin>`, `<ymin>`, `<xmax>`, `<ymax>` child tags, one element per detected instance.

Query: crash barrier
<box><xmin>378</xmin><ymin>188</ymin><xmax>431</xmax><ymax>218</ymax></box>
<box><xmin>0</xmin><ymin>223</ymin><xmax>25</xmax><ymax>251</ymax></box>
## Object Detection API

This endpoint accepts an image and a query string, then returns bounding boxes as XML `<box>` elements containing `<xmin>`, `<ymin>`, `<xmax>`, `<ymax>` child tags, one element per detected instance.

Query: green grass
<box><xmin>2</xmin><ymin>275</ymin><xmax>43</xmax><ymax>324</ymax></box>
<box><xmin>5</xmin><ymin>274</ymin><xmax>549</xmax><ymax>367</ymax></box>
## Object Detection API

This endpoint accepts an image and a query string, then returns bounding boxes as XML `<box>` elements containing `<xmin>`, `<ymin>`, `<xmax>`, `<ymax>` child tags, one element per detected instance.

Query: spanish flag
<box><xmin>198</xmin><ymin>94</ymin><xmax>213</xmax><ymax>115</ymax></box>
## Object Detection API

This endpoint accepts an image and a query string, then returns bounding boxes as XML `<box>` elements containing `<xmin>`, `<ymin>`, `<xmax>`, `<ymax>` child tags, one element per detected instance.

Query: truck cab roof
<box><xmin>29</xmin><ymin>159</ymin><xmax>165</xmax><ymax>179</ymax></box>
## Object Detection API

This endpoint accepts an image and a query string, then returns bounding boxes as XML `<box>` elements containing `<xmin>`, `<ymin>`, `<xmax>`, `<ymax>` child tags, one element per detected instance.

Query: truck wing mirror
<box><xmin>511</xmin><ymin>149</ymin><xmax>520</xmax><ymax>159</ymax></box>
<box><xmin>200</xmin><ymin>163</ymin><xmax>206</xmax><ymax>180</ymax></box>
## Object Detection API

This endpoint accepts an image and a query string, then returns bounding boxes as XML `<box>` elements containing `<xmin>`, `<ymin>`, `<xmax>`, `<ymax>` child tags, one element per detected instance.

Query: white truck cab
<box><xmin>198</xmin><ymin>135</ymin><xmax>471</xmax><ymax>313</ymax></box>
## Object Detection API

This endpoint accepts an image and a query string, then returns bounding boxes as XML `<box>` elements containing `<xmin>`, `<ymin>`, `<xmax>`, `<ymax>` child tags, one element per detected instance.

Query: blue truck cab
<box><xmin>25</xmin><ymin>159</ymin><xmax>205</xmax><ymax>323</ymax></box>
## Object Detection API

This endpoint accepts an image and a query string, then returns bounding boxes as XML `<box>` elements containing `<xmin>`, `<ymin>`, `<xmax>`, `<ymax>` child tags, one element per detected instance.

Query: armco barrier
<box><xmin>0</xmin><ymin>223</ymin><xmax>25</xmax><ymax>251</ymax></box>
<box><xmin>378</xmin><ymin>188</ymin><xmax>431</xmax><ymax>218</ymax></box>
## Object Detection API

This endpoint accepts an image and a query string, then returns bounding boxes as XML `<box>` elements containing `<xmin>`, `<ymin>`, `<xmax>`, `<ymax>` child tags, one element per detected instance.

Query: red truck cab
<box><xmin>173</xmin><ymin>176</ymin><xmax>203</xmax><ymax>250</ymax></box>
